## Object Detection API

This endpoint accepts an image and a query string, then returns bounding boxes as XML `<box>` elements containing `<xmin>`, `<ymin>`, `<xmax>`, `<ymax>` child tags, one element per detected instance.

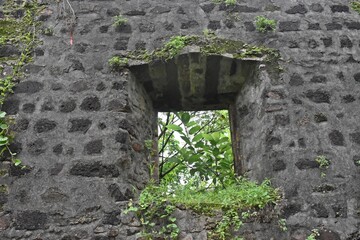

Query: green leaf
<box><xmin>166</xmin><ymin>124</ymin><xmax>183</xmax><ymax>132</ymax></box>
<box><xmin>0</xmin><ymin>112</ymin><xmax>6</xmax><ymax>118</ymax></box>
<box><xmin>180</xmin><ymin>135</ymin><xmax>191</xmax><ymax>145</ymax></box>
<box><xmin>0</xmin><ymin>124</ymin><xmax>8</xmax><ymax>129</ymax></box>
<box><xmin>180</xmin><ymin>112</ymin><xmax>190</xmax><ymax>125</ymax></box>
<box><xmin>13</xmin><ymin>159</ymin><xmax>21</xmax><ymax>166</ymax></box>
<box><xmin>189</xmin><ymin>126</ymin><xmax>200</xmax><ymax>135</ymax></box>
<box><xmin>192</xmin><ymin>133</ymin><xmax>203</xmax><ymax>142</ymax></box>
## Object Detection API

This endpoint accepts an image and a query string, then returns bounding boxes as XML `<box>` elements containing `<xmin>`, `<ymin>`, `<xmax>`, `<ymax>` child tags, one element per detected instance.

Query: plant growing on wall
<box><xmin>255</xmin><ymin>16</ymin><xmax>277</xmax><ymax>33</ymax></box>
<box><xmin>0</xmin><ymin>0</ymin><xmax>43</xmax><ymax>165</ymax></box>
<box><xmin>351</xmin><ymin>1</ymin><xmax>360</xmax><ymax>14</ymax></box>
<box><xmin>113</xmin><ymin>14</ymin><xmax>128</xmax><ymax>27</ymax></box>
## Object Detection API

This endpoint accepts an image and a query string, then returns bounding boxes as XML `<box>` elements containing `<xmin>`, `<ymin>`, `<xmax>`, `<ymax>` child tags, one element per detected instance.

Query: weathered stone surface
<box><xmin>14</xmin><ymin>81</ymin><xmax>44</xmax><ymax>94</ymax></box>
<box><xmin>295</xmin><ymin>159</ymin><xmax>319</xmax><ymax>169</ymax></box>
<box><xmin>59</xmin><ymin>99</ymin><xmax>76</xmax><ymax>113</ymax></box>
<box><xmin>69</xmin><ymin>162</ymin><xmax>120</xmax><ymax>177</ymax></box>
<box><xmin>330</xmin><ymin>5</ymin><xmax>349</xmax><ymax>13</ymax></box>
<box><xmin>285</xmin><ymin>4</ymin><xmax>307</xmax><ymax>14</ymax></box>
<box><xmin>108</xmin><ymin>184</ymin><xmax>133</xmax><ymax>202</ymax></box>
<box><xmin>289</xmin><ymin>74</ymin><xmax>304</xmax><ymax>86</ymax></box>
<box><xmin>80</xmin><ymin>96</ymin><xmax>101</xmax><ymax>111</ymax></box>
<box><xmin>15</xmin><ymin>211</ymin><xmax>47</xmax><ymax>230</ymax></box>
<box><xmin>0</xmin><ymin>44</ymin><xmax>20</xmax><ymax>57</ymax></box>
<box><xmin>68</xmin><ymin>118</ymin><xmax>92</xmax><ymax>133</ymax></box>
<box><xmin>1</xmin><ymin>97</ymin><xmax>20</xmax><ymax>115</ymax></box>
<box><xmin>84</xmin><ymin>139</ymin><xmax>103</xmax><ymax>155</ymax></box>
<box><xmin>279</xmin><ymin>21</ymin><xmax>300</xmax><ymax>31</ymax></box>
<box><xmin>329</xmin><ymin>130</ymin><xmax>345</xmax><ymax>146</ymax></box>
<box><xmin>305</xmin><ymin>90</ymin><xmax>330</xmax><ymax>103</ymax></box>
<box><xmin>34</xmin><ymin>119</ymin><xmax>57</xmax><ymax>133</ymax></box>
<box><xmin>350</xmin><ymin>132</ymin><xmax>360</xmax><ymax>145</ymax></box>
<box><xmin>312</xmin><ymin>203</ymin><xmax>329</xmax><ymax>218</ymax></box>
<box><xmin>27</xmin><ymin>138</ymin><xmax>46</xmax><ymax>155</ymax></box>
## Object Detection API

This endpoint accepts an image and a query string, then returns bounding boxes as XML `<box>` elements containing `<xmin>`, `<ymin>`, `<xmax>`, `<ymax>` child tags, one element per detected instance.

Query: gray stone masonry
<box><xmin>0</xmin><ymin>0</ymin><xmax>360</xmax><ymax>239</ymax></box>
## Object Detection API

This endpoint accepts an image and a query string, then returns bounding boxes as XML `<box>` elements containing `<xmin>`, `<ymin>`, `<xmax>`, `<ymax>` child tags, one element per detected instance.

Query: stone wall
<box><xmin>0</xmin><ymin>0</ymin><xmax>360</xmax><ymax>239</ymax></box>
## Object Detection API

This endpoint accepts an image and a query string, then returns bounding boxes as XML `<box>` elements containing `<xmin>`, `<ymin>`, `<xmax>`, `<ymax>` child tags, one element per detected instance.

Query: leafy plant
<box><xmin>255</xmin><ymin>16</ymin><xmax>277</xmax><ymax>33</ymax></box>
<box><xmin>225</xmin><ymin>0</ymin><xmax>237</xmax><ymax>5</ymax></box>
<box><xmin>315</xmin><ymin>155</ymin><xmax>330</xmax><ymax>178</ymax></box>
<box><xmin>315</xmin><ymin>155</ymin><xmax>330</xmax><ymax>169</ymax></box>
<box><xmin>351</xmin><ymin>1</ymin><xmax>360</xmax><ymax>14</ymax></box>
<box><xmin>306</xmin><ymin>229</ymin><xmax>320</xmax><ymax>240</ymax></box>
<box><xmin>113</xmin><ymin>14</ymin><xmax>127</xmax><ymax>27</ymax></box>
<box><xmin>108</xmin><ymin>56</ymin><xmax>129</xmax><ymax>71</ymax></box>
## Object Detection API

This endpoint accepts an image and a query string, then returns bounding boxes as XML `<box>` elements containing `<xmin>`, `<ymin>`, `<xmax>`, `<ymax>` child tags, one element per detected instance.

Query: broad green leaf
<box><xmin>189</xmin><ymin>126</ymin><xmax>200</xmax><ymax>135</ymax></box>
<box><xmin>0</xmin><ymin>112</ymin><xmax>6</xmax><ymax>118</ymax></box>
<box><xmin>186</xmin><ymin>121</ymin><xmax>197</xmax><ymax>127</ymax></box>
<box><xmin>192</xmin><ymin>134</ymin><xmax>203</xmax><ymax>142</ymax></box>
<box><xmin>180</xmin><ymin>135</ymin><xmax>191</xmax><ymax>145</ymax></box>
<box><xmin>0</xmin><ymin>124</ymin><xmax>8</xmax><ymax>129</ymax></box>
<box><xmin>166</xmin><ymin>124</ymin><xmax>183</xmax><ymax>132</ymax></box>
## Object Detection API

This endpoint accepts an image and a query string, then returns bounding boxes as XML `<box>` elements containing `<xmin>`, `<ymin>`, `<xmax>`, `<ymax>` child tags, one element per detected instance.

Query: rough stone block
<box><xmin>59</xmin><ymin>99</ymin><xmax>76</xmax><ymax>113</ymax></box>
<box><xmin>84</xmin><ymin>139</ymin><xmax>103</xmax><ymax>155</ymax></box>
<box><xmin>329</xmin><ymin>130</ymin><xmax>345</xmax><ymax>146</ymax></box>
<box><xmin>34</xmin><ymin>119</ymin><xmax>57</xmax><ymax>133</ymax></box>
<box><xmin>285</xmin><ymin>4</ymin><xmax>308</xmax><ymax>14</ymax></box>
<box><xmin>330</xmin><ymin>5</ymin><xmax>349</xmax><ymax>13</ymax></box>
<box><xmin>27</xmin><ymin>138</ymin><xmax>46</xmax><ymax>155</ymax></box>
<box><xmin>15</xmin><ymin>211</ymin><xmax>47</xmax><ymax>230</ymax></box>
<box><xmin>80</xmin><ymin>96</ymin><xmax>101</xmax><ymax>111</ymax></box>
<box><xmin>69</xmin><ymin>162</ymin><xmax>120</xmax><ymax>177</ymax></box>
<box><xmin>305</xmin><ymin>90</ymin><xmax>330</xmax><ymax>103</ymax></box>
<box><xmin>14</xmin><ymin>81</ymin><xmax>44</xmax><ymax>94</ymax></box>
<box><xmin>279</xmin><ymin>21</ymin><xmax>300</xmax><ymax>31</ymax></box>
<box><xmin>68</xmin><ymin>118</ymin><xmax>92</xmax><ymax>133</ymax></box>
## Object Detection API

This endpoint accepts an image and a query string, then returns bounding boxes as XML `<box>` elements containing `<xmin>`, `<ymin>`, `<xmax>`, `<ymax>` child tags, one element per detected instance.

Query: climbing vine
<box><xmin>0</xmin><ymin>0</ymin><xmax>43</xmax><ymax>164</ymax></box>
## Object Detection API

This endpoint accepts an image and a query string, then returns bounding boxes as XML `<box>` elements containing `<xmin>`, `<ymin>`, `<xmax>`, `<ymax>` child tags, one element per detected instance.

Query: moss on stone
<box><xmin>0</xmin><ymin>184</ymin><xmax>8</xmax><ymax>193</ymax></box>
<box><xmin>110</xmin><ymin>34</ymin><xmax>280</xmax><ymax>71</ymax></box>
<box><xmin>351</xmin><ymin>1</ymin><xmax>360</xmax><ymax>14</ymax></box>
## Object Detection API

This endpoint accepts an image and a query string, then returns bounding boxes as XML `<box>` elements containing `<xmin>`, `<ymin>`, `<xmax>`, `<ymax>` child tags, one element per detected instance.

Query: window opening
<box><xmin>156</xmin><ymin>110</ymin><xmax>236</xmax><ymax>188</ymax></box>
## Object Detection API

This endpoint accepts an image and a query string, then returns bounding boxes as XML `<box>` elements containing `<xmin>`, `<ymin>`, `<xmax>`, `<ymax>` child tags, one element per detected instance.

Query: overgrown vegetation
<box><xmin>127</xmin><ymin>178</ymin><xmax>282</xmax><ymax>239</ymax></box>
<box><xmin>0</xmin><ymin>0</ymin><xmax>42</xmax><ymax>165</ymax></box>
<box><xmin>255</xmin><ymin>16</ymin><xmax>277</xmax><ymax>33</ymax></box>
<box><xmin>108</xmin><ymin>56</ymin><xmax>128</xmax><ymax>71</ymax></box>
<box><xmin>351</xmin><ymin>1</ymin><xmax>360</xmax><ymax>14</ymax></box>
<box><xmin>126</xmin><ymin>111</ymin><xmax>284</xmax><ymax>239</ymax></box>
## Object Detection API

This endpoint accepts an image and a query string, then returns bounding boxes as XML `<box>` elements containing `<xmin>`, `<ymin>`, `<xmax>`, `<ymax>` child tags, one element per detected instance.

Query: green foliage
<box><xmin>351</xmin><ymin>1</ymin><xmax>360</xmax><ymax>14</ymax></box>
<box><xmin>0</xmin><ymin>0</ymin><xmax>42</xmax><ymax>166</ymax></box>
<box><xmin>113</xmin><ymin>14</ymin><xmax>127</xmax><ymax>27</ymax></box>
<box><xmin>255</xmin><ymin>16</ymin><xmax>277</xmax><ymax>33</ymax></box>
<box><xmin>225</xmin><ymin>0</ymin><xmax>237</xmax><ymax>5</ymax></box>
<box><xmin>108</xmin><ymin>56</ymin><xmax>128</xmax><ymax>71</ymax></box>
<box><xmin>315</xmin><ymin>155</ymin><xmax>330</xmax><ymax>178</ymax></box>
<box><xmin>315</xmin><ymin>155</ymin><xmax>330</xmax><ymax>169</ymax></box>
<box><xmin>278</xmin><ymin>218</ymin><xmax>287</xmax><ymax>232</ymax></box>
<box><xmin>306</xmin><ymin>229</ymin><xmax>320</xmax><ymax>240</ymax></box>
<box><xmin>158</xmin><ymin>111</ymin><xmax>235</xmax><ymax>187</ymax></box>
